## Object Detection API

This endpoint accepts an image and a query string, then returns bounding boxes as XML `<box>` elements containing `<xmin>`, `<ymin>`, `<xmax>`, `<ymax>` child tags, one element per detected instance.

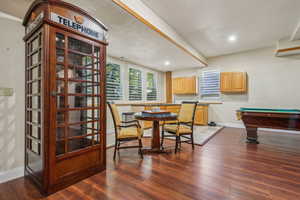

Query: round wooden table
<box><xmin>135</xmin><ymin>112</ymin><xmax>177</xmax><ymax>153</ymax></box>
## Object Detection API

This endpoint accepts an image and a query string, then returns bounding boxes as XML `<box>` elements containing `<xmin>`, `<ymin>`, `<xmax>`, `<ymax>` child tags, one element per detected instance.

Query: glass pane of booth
<box><xmin>55</xmin><ymin>33</ymin><xmax>102</xmax><ymax>155</ymax></box>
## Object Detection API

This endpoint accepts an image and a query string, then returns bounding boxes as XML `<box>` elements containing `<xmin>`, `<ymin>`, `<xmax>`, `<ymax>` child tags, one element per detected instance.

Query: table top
<box><xmin>238</xmin><ymin>107</ymin><xmax>300</xmax><ymax>114</ymax></box>
<box><xmin>134</xmin><ymin>112</ymin><xmax>177</xmax><ymax>121</ymax></box>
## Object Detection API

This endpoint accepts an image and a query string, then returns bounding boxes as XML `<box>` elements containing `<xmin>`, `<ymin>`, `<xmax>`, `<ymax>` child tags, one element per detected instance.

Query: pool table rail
<box><xmin>236</xmin><ymin>108</ymin><xmax>300</xmax><ymax>143</ymax></box>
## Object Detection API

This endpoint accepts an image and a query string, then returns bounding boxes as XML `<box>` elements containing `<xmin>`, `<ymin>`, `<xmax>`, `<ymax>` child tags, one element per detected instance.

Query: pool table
<box><xmin>237</xmin><ymin>108</ymin><xmax>300</xmax><ymax>143</ymax></box>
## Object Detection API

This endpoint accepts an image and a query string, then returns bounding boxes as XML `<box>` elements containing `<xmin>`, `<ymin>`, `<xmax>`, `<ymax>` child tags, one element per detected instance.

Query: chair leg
<box><xmin>113</xmin><ymin>139</ymin><xmax>118</xmax><ymax>160</ymax></box>
<box><xmin>138</xmin><ymin>139</ymin><xmax>143</xmax><ymax>159</ymax></box>
<box><xmin>117</xmin><ymin>141</ymin><xmax>121</xmax><ymax>150</ymax></box>
<box><xmin>191</xmin><ymin>133</ymin><xmax>194</xmax><ymax>150</ymax></box>
<box><xmin>175</xmin><ymin>136</ymin><xmax>179</xmax><ymax>153</ymax></box>
<box><xmin>179</xmin><ymin>136</ymin><xmax>182</xmax><ymax>150</ymax></box>
<box><xmin>161</xmin><ymin>129</ymin><xmax>165</xmax><ymax>148</ymax></box>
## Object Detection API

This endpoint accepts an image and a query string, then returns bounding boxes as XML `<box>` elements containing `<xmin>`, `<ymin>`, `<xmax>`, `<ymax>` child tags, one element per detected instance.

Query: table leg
<box><xmin>151</xmin><ymin>120</ymin><xmax>160</xmax><ymax>150</ymax></box>
<box><xmin>142</xmin><ymin>120</ymin><xmax>173</xmax><ymax>154</ymax></box>
<box><xmin>246</xmin><ymin>126</ymin><xmax>259</xmax><ymax>144</ymax></box>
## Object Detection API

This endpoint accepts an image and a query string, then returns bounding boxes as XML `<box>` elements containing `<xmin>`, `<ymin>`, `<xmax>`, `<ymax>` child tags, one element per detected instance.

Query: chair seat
<box><xmin>118</xmin><ymin>127</ymin><xmax>143</xmax><ymax>139</ymax></box>
<box><xmin>164</xmin><ymin>124</ymin><xmax>192</xmax><ymax>135</ymax></box>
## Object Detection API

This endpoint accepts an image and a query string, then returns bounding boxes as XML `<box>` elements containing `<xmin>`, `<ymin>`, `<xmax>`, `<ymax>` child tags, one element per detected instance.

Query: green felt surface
<box><xmin>239</xmin><ymin>107</ymin><xmax>300</xmax><ymax>114</ymax></box>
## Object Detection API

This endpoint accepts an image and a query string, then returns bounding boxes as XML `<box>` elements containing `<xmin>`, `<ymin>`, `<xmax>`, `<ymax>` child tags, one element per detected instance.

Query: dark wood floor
<box><xmin>1</xmin><ymin>127</ymin><xmax>300</xmax><ymax>200</ymax></box>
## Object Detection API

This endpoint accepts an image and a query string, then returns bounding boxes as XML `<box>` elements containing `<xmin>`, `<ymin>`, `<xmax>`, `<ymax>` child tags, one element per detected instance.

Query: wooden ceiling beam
<box><xmin>111</xmin><ymin>0</ymin><xmax>208</xmax><ymax>67</ymax></box>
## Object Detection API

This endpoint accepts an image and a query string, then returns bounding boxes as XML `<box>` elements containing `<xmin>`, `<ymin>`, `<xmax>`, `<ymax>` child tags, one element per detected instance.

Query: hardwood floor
<box><xmin>1</xmin><ymin>127</ymin><xmax>300</xmax><ymax>200</ymax></box>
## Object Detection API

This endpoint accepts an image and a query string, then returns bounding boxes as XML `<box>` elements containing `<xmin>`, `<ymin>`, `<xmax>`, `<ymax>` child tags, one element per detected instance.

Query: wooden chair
<box><xmin>107</xmin><ymin>102</ymin><xmax>143</xmax><ymax>160</ymax></box>
<box><xmin>161</xmin><ymin>101</ymin><xmax>198</xmax><ymax>153</ymax></box>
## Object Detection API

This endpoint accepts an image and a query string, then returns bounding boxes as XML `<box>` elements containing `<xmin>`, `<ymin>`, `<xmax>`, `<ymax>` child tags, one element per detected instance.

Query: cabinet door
<box><xmin>178</xmin><ymin>78</ymin><xmax>184</xmax><ymax>93</ymax></box>
<box><xmin>160</xmin><ymin>106</ymin><xmax>167</xmax><ymax>110</ymax></box>
<box><xmin>184</xmin><ymin>77</ymin><xmax>197</xmax><ymax>94</ymax></box>
<box><xmin>165</xmin><ymin>105</ymin><xmax>180</xmax><ymax>124</ymax></box>
<box><xmin>173</xmin><ymin>77</ymin><xmax>196</xmax><ymax>94</ymax></box>
<box><xmin>172</xmin><ymin>78</ymin><xmax>179</xmax><ymax>94</ymax></box>
<box><xmin>232</xmin><ymin>72</ymin><xmax>246</xmax><ymax>92</ymax></box>
<box><xmin>166</xmin><ymin>105</ymin><xmax>181</xmax><ymax>114</ymax></box>
<box><xmin>194</xmin><ymin>106</ymin><xmax>208</xmax><ymax>125</ymax></box>
<box><xmin>220</xmin><ymin>72</ymin><xmax>232</xmax><ymax>92</ymax></box>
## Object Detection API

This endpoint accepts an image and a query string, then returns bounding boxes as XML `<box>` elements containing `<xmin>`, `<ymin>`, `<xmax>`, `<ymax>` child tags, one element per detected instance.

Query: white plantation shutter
<box><xmin>146</xmin><ymin>72</ymin><xmax>157</xmax><ymax>101</ymax></box>
<box><xmin>200</xmin><ymin>70</ymin><xmax>220</xmax><ymax>96</ymax></box>
<box><xmin>106</xmin><ymin>63</ymin><xmax>122</xmax><ymax>100</ymax></box>
<box><xmin>129</xmin><ymin>68</ymin><xmax>142</xmax><ymax>101</ymax></box>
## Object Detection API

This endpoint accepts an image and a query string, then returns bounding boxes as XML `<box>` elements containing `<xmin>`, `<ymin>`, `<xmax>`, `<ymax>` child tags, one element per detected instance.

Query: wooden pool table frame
<box><xmin>237</xmin><ymin>110</ymin><xmax>300</xmax><ymax>143</ymax></box>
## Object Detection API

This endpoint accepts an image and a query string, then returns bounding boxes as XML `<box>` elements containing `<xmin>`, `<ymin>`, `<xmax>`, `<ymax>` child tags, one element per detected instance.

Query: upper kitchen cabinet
<box><xmin>172</xmin><ymin>76</ymin><xmax>197</xmax><ymax>94</ymax></box>
<box><xmin>220</xmin><ymin>72</ymin><xmax>247</xmax><ymax>93</ymax></box>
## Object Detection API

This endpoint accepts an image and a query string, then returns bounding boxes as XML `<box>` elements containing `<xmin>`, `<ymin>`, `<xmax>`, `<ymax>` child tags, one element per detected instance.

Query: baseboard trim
<box><xmin>0</xmin><ymin>166</ymin><xmax>24</xmax><ymax>184</ymax></box>
<box><xmin>0</xmin><ymin>134</ymin><xmax>117</xmax><ymax>184</ymax></box>
<box><xmin>219</xmin><ymin>122</ymin><xmax>300</xmax><ymax>134</ymax></box>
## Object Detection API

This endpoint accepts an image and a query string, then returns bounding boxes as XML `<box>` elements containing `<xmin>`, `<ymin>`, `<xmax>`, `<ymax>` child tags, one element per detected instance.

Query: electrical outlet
<box><xmin>0</xmin><ymin>88</ymin><xmax>14</xmax><ymax>96</ymax></box>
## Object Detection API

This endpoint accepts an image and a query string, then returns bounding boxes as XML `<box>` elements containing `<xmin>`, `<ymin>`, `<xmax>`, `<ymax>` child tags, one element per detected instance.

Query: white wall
<box><xmin>106</xmin><ymin>56</ymin><xmax>166</xmax><ymax>146</ymax></box>
<box><xmin>0</xmin><ymin>15</ymin><xmax>166</xmax><ymax>183</ymax></box>
<box><xmin>173</xmin><ymin>47</ymin><xmax>300</xmax><ymax>127</ymax></box>
<box><xmin>0</xmin><ymin>16</ymin><xmax>25</xmax><ymax>182</ymax></box>
<box><xmin>107</xmin><ymin>56</ymin><xmax>166</xmax><ymax>104</ymax></box>
<box><xmin>209</xmin><ymin>47</ymin><xmax>300</xmax><ymax>126</ymax></box>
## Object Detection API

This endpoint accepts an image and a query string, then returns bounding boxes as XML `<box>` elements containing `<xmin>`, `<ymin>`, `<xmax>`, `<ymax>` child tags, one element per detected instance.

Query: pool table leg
<box><xmin>245</xmin><ymin>127</ymin><xmax>259</xmax><ymax>144</ymax></box>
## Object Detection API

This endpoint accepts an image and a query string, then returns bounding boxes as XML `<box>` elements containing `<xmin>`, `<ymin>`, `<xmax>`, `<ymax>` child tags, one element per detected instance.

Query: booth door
<box><xmin>25</xmin><ymin>29</ymin><xmax>44</xmax><ymax>183</ymax></box>
<box><xmin>50</xmin><ymin>28</ymin><xmax>105</xmax><ymax>181</ymax></box>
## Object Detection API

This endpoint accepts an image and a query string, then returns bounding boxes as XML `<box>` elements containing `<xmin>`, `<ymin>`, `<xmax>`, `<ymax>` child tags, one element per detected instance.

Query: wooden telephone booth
<box><xmin>23</xmin><ymin>0</ymin><xmax>108</xmax><ymax>194</ymax></box>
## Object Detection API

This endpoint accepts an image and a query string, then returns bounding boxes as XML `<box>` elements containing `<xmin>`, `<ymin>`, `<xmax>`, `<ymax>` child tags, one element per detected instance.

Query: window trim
<box><xmin>106</xmin><ymin>62</ymin><xmax>123</xmax><ymax>101</ymax></box>
<box><xmin>106</xmin><ymin>56</ymin><xmax>162</xmax><ymax>103</ymax></box>
<box><xmin>146</xmin><ymin>72</ymin><xmax>158</xmax><ymax>101</ymax></box>
<box><xmin>199</xmin><ymin>69</ymin><xmax>221</xmax><ymax>100</ymax></box>
<box><xmin>128</xmin><ymin>67</ymin><xmax>143</xmax><ymax>101</ymax></box>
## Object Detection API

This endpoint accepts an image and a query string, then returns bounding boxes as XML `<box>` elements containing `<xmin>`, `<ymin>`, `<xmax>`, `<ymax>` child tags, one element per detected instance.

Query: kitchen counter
<box><xmin>116</xmin><ymin>102</ymin><xmax>221</xmax><ymax>107</ymax></box>
<box><xmin>122</xmin><ymin>102</ymin><xmax>212</xmax><ymax>127</ymax></box>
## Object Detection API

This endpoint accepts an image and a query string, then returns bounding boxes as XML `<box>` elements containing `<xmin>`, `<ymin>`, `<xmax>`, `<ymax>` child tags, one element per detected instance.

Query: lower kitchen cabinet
<box><xmin>165</xmin><ymin>105</ymin><xmax>181</xmax><ymax>124</ymax></box>
<box><xmin>194</xmin><ymin>105</ymin><xmax>209</xmax><ymax>125</ymax></box>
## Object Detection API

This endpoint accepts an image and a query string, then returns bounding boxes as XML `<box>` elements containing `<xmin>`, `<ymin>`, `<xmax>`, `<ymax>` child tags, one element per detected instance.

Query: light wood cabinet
<box><xmin>165</xmin><ymin>105</ymin><xmax>181</xmax><ymax>113</ymax></box>
<box><xmin>165</xmin><ymin>105</ymin><xmax>181</xmax><ymax>124</ymax></box>
<box><xmin>194</xmin><ymin>105</ymin><xmax>208</xmax><ymax>125</ymax></box>
<box><xmin>172</xmin><ymin>77</ymin><xmax>181</xmax><ymax>94</ymax></box>
<box><xmin>220</xmin><ymin>72</ymin><xmax>247</xmax><ymax>93</ymax></box>
<box><xmin>232</xmin><ymin>72</ymin><xmax>246</xmax><ymax>91</ymax></box>
<box><xmin>172</xmin><ymin>76</ymin><xmax>197</xmax><ymax>94</ymax></box>
<box><xmin>220</xmin><ymin>72</ymin><xmax>232</xmax><ymax>92</ymax></box>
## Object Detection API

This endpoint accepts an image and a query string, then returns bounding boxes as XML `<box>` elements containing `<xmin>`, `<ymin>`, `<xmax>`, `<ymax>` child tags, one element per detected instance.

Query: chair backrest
<box><xmin>178</xmin><ymin>101</ymin><xmax>198</xmax><ymax>123</ymax></box>
<box><xmin>107</xmin><ymin>102</ymin><xmax>121</xmax><ymax>128</ymax></box>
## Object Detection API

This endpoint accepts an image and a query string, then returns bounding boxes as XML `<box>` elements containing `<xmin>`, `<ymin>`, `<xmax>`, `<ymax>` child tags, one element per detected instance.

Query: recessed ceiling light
<box><xmin>228</xmin><ymin>35</ymin><xmax>237</xmax><ymax>42</ymax></box>
<box><xmin>164</xmin><ymin>61</ymin><xmax>170</xmax><ymax>66</ymax></box>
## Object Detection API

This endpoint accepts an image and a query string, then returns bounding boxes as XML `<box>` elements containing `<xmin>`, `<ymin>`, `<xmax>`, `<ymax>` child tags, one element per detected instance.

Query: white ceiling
<box><xmin>0</xmin><ymin>0</ymin><xmax>202</xmax><ymax>71</ymax></box>
<box><xmin>2</xmin><ymin>0</ymin><xmax>300</xmax><ymax>70</ymax></box>
<box><xmin>141</xmin><ymin>0</ymin><xmax>300</xmax><ymax>57</ymax></box>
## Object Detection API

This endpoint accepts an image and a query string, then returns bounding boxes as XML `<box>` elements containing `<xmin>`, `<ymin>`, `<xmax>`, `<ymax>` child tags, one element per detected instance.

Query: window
<box><xmin>106</xmin><ymin>63</ymin><xmax>122</xmax><ymax>100</ymax></box>
<box><xmin>128</xmin><ymin>68</ymin><xmax>142</xmax><ymax>101</ymax></box>
<box><xmin>200</xmin><ymin>70</ymin><xmax>220</xmax><ymax>98</ymax></box>
<box><xmin>146</xmin><ymin>72</ymin><xmax>157</xmax><ymax>101</ymax></box>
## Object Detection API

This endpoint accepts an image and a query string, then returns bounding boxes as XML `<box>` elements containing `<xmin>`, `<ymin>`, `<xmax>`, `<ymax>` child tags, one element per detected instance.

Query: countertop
<box><xmin>116</xmin><ymin>102</ymin><xmax>222</xmax><ymax>107</ymax></box>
